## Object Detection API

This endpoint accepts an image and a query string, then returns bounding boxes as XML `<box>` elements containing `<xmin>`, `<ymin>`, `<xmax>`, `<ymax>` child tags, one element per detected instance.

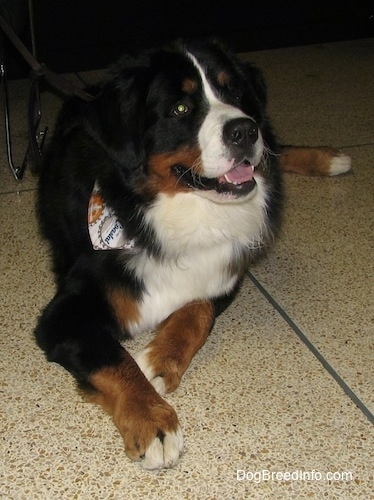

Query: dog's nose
<box><xmin>223</xmin><ymin>118</ymin><xmax>258</xmax><ymax>155</ymax></box>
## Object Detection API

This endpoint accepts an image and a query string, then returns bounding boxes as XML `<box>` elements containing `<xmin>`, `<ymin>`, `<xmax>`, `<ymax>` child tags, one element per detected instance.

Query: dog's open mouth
<box><xmin>173</xmin><ymin>161</ymin><xmax>257</xmax><ymax>197</ymax></box>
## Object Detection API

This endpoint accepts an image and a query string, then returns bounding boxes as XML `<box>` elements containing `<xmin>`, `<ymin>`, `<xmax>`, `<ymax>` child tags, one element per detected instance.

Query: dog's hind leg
<box><xmin>279</xmin><ymin>146</ymin><xmax>351</xmax><ymax>176</ymax></box>
<box><xmin>134</xmin><ymin>300</ymin><xmax>215</xmax><ymax>396</ymax></box>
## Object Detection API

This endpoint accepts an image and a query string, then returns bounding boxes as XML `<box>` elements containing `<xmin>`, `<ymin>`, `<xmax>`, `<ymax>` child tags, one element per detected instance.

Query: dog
<box><xmin>35</xmin><ymin>38</ymin><xmax>351</xmax><ymax>469</ymax></box>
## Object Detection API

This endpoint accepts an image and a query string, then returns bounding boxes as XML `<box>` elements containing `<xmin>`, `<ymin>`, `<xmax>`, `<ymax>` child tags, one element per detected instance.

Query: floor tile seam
<box><xmin>0</xmin><ymin>187</ymin><xmax>37</xmax><ymax>196</ymax></box>
<box><xmin>339</xmin><ymin>142</ymin><xmax>374</xmax><ymax>150</ymax></box>
<box><xmin>246</xmin><ymin>271</ymin><xmax>374</xmax><ymax>425</ymax></box>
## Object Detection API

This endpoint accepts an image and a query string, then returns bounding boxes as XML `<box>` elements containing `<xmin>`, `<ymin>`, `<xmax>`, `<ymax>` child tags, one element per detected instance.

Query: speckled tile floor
<box><xmin>1</xmin><ymin>38</ymin><xmax>373</xmax><ymax>499</ymax></box>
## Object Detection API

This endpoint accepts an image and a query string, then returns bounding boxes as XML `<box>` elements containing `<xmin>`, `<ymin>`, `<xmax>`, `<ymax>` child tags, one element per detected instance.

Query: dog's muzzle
<box><xmin>173</xmin><ymin>117</ymin><xmax>261</xmax><ymax>198</ymax></box>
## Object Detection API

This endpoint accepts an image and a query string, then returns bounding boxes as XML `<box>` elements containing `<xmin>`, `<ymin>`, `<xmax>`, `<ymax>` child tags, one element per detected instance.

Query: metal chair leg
<box><xmin>27</xmin><ymin>74</ymin><xmax>47</xmax><ymax>174</ymax></box>
<box><xmin>1</xmin><ymin>49</ymin><xmax>25</xmax><ymax>180</ymax></box>
<box><xmin>1</xmin><ymin>1</ymin><xmax>47</xmax><ymax>180</ymax></box>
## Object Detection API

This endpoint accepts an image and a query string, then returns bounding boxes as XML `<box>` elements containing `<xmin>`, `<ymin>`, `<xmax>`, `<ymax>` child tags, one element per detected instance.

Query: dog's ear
<box><xmin>87</xmin><ymin>55</ymin><xmax>151</xmax><ymax>168</ymax></box>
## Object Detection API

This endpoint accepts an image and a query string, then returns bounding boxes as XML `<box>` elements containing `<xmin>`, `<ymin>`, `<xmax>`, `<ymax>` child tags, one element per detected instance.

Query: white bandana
<box><xmin>88</xmin><ymin>181</ymin><xmax>136</xmax><ymax>251</ymax></box>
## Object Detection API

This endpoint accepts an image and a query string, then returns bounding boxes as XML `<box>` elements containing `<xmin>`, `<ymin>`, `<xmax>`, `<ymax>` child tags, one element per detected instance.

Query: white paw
<box><xmin>134</xmin><ymin>348</ymin><xmax>167</xmax><ymax>396</ymax></box>
<box><xmin>329</xmin><ymin>153</ymin><xmax>351</xmax><ymax>176</ymax></box>
<box><xmin>141</xmin><ymin>426</ymin><xmax>184</xmax><ymax>470</ymax></box>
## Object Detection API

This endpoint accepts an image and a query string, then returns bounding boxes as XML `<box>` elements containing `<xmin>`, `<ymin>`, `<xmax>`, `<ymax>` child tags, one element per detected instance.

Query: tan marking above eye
<box><xmin>182</xmin><ymin>78</ymin><xmax>198</xmax><ymax>93</ymax></box>
<box><xmin>217</xmin><ymin>71</ymin><xmax>230</xmax><ymax>86</ymax></box>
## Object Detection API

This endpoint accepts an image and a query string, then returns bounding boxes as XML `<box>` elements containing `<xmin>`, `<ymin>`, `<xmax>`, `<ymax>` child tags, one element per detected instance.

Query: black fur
<box><xmin>35</xmin><ymin>38</ymin><xmax>282</xmax><ymax>412</ymax></box>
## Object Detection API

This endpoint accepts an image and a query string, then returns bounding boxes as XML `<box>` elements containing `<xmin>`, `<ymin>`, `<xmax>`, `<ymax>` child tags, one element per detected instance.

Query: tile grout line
<box><xmin>0</xmin><ymin>187</ymin><xmax>37</xmax><ymax>196</ymax></box>
<box><xmin>246</xmin><ymin>271</ymin><xmax>374</xmax><ymax>425</ymax></box>
<box><xmin>339</xmin><ymin>142</ymin><xmax>374</xmax><ymax>149</ymax></box>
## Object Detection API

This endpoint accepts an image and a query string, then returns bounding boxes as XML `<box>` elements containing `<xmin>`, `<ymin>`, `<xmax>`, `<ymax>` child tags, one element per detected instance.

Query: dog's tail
<box><xmin>279</xmin><ymin>146</ymin><xmax>351</xmax><ymax>176</ymax></box>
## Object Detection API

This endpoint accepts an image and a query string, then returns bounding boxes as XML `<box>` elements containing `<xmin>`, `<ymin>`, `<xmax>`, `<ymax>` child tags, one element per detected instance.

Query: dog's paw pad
<box><xmin>141</xmin><ymin>426</ymin><xmax>184</xmax><ymax>470</ymax></box>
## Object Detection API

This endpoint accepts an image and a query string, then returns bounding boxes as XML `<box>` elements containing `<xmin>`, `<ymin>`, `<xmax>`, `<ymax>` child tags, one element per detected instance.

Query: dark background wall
<box><xmin>4</xmin><ymin>0</ymin><xmax>374</xmax><ymax>76</ymax></box>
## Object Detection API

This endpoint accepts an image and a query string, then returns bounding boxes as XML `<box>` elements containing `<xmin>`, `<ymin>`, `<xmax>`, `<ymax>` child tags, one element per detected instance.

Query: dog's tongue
<box><xmin>219</xmin><ymin>163</ymin><xmax>255</xmax><ymax>184</ymax></box>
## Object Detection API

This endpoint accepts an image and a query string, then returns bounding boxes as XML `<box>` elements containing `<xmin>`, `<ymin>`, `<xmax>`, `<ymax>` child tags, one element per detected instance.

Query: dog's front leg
<box><xmin>88</xmin><ymin>356</ymin><xmax>183</xmax><ymax>469</ymax></box>
<box><xmin>134</xmin><ymin>300</ymin><xmax>215</xmax><ymax>395</ymax></box>
<box><xmin>35</xmin><ymin>285</ymin><xmax>183</xmax><ymax>470</ymax></box>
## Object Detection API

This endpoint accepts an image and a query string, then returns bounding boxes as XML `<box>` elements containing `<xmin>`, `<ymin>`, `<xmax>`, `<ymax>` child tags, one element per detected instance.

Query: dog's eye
<box><xmin>173</xmin><ymin>103</ymin><xmax>190</xmax><ymax>116</ymax></box>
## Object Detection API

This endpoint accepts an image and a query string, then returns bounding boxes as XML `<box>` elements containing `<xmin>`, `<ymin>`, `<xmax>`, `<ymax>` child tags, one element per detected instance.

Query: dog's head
<box><xmin>88</xmin><ymin>39</ymin><xmax>279</xmax><ymax>206</ymax></box>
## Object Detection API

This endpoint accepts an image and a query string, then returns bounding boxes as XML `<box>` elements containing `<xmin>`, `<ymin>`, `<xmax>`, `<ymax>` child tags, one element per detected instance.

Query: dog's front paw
<box><xmin>88</xmin><ymin>360</ymin><xmax>184</xmax><ymax>469</ymax></box>
<box><xmin>134</xmin><ymin>347</ymin><xmax>180</xmax><ymax>396</ymax></box>
<box><xmin>134</xmin><ymin>301</ymin><xmax>214</xmax><ymax>396</ymax></box>
<box><xmin>141</xmin><ymin>426</ymin><xmax>184</xmax><ymax>470</ymax></box>
<box><xmin>115</xmin><ymin>389</ymin><xmax>183</xmax><ymax>469</ymax></box>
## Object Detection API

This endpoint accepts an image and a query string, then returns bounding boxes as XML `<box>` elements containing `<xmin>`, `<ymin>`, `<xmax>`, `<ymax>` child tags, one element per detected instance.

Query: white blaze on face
<box><xmin>187</xmin><ymin>53</ymin><xmax>264</xmax><ymax>178</ymax></box>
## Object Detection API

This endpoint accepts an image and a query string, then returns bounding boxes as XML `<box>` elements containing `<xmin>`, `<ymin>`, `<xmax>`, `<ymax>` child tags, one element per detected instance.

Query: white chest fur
<box><xmin>127</xmin><ymin>242</ymin><xmax>238</xmax><ymax>335</ymax></box>
<box><xmin>126</xmin><ymin>183</ymin><xmax>269</xmax><ymax>335</ymax></box>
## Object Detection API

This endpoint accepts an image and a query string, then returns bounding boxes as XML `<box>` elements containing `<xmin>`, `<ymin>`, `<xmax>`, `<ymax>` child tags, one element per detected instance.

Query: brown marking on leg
<box><xmin>86</xmin><ymin>351</ymin><xmax>181</xmax><ymax>465</ymax></box>
<box><xmin>107</xmin><ymin>287</ymin><xmax>140</xmax><ymax>331</ymax></box>
<box><xmin>280</xmin><ymin>146</ymin><xmax>352</xmax><ymax>176</ymax></box>
<box><xmin>135</xmin><ymin>300</ymin><xmax>215</xmax><ymax>394</ymax></box>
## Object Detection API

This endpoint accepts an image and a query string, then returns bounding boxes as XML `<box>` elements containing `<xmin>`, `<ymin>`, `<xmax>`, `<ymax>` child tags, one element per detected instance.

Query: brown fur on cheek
<box><xmin>140</xmin><ymin>147</ymin><xmax>203</xmax><ymax>196</ymax></box>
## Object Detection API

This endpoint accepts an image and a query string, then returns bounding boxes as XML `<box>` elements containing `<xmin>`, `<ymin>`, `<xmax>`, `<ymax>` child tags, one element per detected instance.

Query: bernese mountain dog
<box><xmin>35</xmin><ymin>39</ymin><xmax>351</xmax><ymax>469</ymax></box>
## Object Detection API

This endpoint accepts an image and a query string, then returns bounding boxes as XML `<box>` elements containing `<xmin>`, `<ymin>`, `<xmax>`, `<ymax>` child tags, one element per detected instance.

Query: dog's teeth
<box><xmin>224</xmin><ymin>174</ymin><xmax>238</xmax><ymax>185</ymax></box>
